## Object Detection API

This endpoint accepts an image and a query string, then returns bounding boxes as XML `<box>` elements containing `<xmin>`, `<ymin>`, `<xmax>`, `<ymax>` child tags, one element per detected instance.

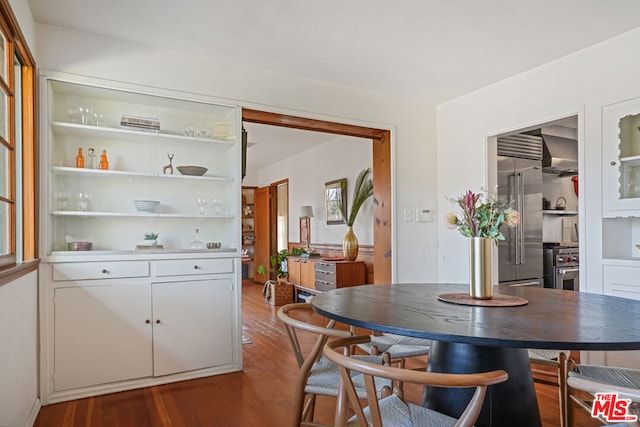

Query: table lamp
<box><xmin>299</xmin><ymin>205</ymin><xmax>314</xmax><ymax>252</ymax></box>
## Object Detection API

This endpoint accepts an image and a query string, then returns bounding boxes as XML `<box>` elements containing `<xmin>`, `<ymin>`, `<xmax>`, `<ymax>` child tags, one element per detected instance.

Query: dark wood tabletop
<box><xmin>313</xmin><ymin>283</ymin><xmax>640</xmax><ymax>426</ymax></box>
<box><xmin>311</xmin><ymin>283</ymin><xmax>640</xmax><ymax>351</ymax></box>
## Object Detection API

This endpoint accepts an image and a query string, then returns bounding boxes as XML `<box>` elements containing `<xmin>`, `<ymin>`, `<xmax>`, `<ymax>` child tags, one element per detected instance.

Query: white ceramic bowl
<box><xmin>133</xmin><ymin>200</ymin><xmax>160</xmax><ymax>213</ymax></box>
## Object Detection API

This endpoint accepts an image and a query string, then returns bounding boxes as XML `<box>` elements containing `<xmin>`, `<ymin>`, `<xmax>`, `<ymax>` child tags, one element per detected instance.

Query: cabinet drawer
<box><xmin>603</xmin><ymin>265</ymin><xmax>640</xmax><ymax>301</ymax></box>
<box><xmin>154</xmin><ymin>258</ymin><xmax>234</xmax><ymax>277</ymax></box>
<box><xmin>52</xmin><ymin>261</ymin><xmax>150</xmax><ymax>281</ymax></box>
<box><xmin>315</xmin><ymin>261</ymin><xmax>336</xmax><ymax>274</ymax></box>
<box><xmin>315</xmin><ymin>268</ymin><xmax>336</xmax><ymax>284</ymax></box>
<box><xmin>315</xmin><ymin>279</ymin><xmax>336</xmax><ymax>292</ymax></box>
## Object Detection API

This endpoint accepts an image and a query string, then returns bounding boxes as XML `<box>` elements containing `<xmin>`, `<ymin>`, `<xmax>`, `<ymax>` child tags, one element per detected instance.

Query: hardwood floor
<box><xmin>35</xmin><ymin>280</ymin><xmax>600</xmax><ymax>427</ymax></box>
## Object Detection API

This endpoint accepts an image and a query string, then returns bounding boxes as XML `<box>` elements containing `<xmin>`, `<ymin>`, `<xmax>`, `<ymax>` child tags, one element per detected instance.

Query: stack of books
<box><xmin>121</xmin><ymin>115</ymin><xmax>160</xmax><ymax>132</ymax></box>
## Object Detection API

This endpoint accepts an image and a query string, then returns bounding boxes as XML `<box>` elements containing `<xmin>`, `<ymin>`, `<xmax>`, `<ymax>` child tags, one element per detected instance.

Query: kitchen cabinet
<box><xmin>39</xmin><ymin>71</ymin><xmax>241</xmax><ymax>253</ymax></box>
<box><xmin>41</xmin><ymin>258</ymin><xmax>240</xmax><ymax>404</ymax></box>
<box><xmin>603</xmin><ymin>97</ymin><xmax>640</xmax><ymax>217</ymax></box>
<box><xmin>152</xmin><ymin>279</ymin><xmax>233</xmax><ymax>376</ymax></box>
<box><xmin>38</xmin><ymin>71</ymin><xmax>242</xmax><ymax>404</ymax></box>
<box><xmin>53</xmin><ymin>283</ymin><xmax>153</xmax><ymax>391</ymax></box>
<box><xmin>603</xmin><ymin>264</ymin><xmax>640</xmax><ymax>301</ymax></box>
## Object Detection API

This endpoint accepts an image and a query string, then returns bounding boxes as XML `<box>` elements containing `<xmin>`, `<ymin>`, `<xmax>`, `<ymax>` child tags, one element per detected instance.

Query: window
<box><xmin>0</xmin><ymin>0</ymin><xmax>36</xmax><ymax>272</ymax></box>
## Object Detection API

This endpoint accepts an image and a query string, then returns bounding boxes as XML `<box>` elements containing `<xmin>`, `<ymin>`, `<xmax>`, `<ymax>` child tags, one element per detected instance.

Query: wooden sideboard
<box><xmin>287</xmin><ymin>257</ymin><xmax>366</xmax><ymax>300</ymax></box>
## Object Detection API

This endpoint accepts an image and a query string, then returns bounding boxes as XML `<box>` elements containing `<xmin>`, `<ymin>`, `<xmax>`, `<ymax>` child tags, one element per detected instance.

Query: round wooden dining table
<box><xmin>311</xmin><ymin>283</ymin><xmax>640</xmax><ymax>427</ymax></box>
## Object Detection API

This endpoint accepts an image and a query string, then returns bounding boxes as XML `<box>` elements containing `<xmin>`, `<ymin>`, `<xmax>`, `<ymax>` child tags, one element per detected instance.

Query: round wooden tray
<box><xmin>438</xmin><ymin>293</ymin><xmax>528</xmax><ymax>307</ymax></box>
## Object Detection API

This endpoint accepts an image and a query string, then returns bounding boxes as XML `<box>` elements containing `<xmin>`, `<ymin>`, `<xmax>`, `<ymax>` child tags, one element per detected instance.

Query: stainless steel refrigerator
<box><xmin>497</xmin><ymin>136</ymin><xmax>543</xmax><ymax>286</ymax></box>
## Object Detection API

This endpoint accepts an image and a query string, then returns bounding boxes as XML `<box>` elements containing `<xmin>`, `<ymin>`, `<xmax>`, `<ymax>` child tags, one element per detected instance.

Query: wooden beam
<box><xmin>242</xmin><ymin>109</ymin><xmax>386</xmax><ymax>140</ymax></box>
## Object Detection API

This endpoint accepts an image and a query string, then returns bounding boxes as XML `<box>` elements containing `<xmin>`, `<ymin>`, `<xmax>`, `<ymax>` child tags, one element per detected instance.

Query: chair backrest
<box><xmin>324</xmin><ymin>335</ymin><xmax>509</xmax><ymax>427</ymax></box>
<box><xmin>277</xmin><ymin>302</ymin><xmax>352</xmax><ymax>370</ymax></box>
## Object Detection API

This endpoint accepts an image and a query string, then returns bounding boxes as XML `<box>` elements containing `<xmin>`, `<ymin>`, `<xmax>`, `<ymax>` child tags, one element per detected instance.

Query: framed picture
<box><xmin>325</xmin><ymin>178</ymin><xmax>347</xmax><ymax>225</ymax></box>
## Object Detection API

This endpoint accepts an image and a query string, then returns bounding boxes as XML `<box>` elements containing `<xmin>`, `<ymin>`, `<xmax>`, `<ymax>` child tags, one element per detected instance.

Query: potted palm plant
<box><xmin>341</xmin><ymin>168</ymin><xmax>373</xmax><ymax>261</ymax></box>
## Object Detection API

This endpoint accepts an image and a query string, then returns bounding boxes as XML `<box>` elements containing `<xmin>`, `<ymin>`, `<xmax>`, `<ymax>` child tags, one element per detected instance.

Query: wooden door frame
<box><xmin>242</xmin><ymin>109</ymin><xmax>392</xmax><ymax>284</ymax></box>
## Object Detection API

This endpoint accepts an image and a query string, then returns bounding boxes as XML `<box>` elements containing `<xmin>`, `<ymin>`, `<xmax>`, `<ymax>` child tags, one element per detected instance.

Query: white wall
<box><xmin>0</xmin><ymin>271</ymin><xmax>39</xmax><ymax>427</ymax></box>
<box><xmin>258</xmin><ymin>135</ymin><xmax>373</xmax><ymax>246</ymax></box>
<box><xmin>0</xmin><ymin>2</ymin><xmax>39</xmax><ymax>427</ymax></box>
<box><xmin>34</xmin><ymin>23</ymin><xmax>440</xmax><ymax>283</ymax></box>
<box><xmin>437</xmin><ymin>28</ymin><xmax>640</xmax><ymax>368</ymax></box>
<box><xmin>437</xmin><ymin>27</ymin><xmax>640</xmax><ymax>289</ymax></box>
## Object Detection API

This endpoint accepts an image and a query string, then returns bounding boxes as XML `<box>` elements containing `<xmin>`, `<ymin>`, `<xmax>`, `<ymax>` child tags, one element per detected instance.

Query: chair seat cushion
<box><xmin>358</xmin><ymin>334</ymin><xmax>431</xmax><ymax>359</ymax></box>
<box><xmin>569</xmin><ymin>365</ymin><xmax>640</xmax><ymax>401</ymax></box>
<box><xmin>527</xmin><ymin>349</ymin><xmax>568</xmax><ymax>362</ymax></box>
<box><xmin>305</xmin><ymin>355</ymin><xmax>392</xmax><ymax>398</ymax></box>
<box><xmin>348</xmin><ymin>394</ymin><xmax>457</xmax><ymax>427</ymax></box>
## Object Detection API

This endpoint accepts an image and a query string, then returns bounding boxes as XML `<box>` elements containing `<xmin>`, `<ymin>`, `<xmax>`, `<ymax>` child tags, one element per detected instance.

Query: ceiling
<box><xmin>242</xmin><ymin>122</ymin><xmax>366</xmax><ymax>171</ymax></box>
<box><xmin>26</xmin><ymin>0</ymin><xmax>640</xmax><ymax>169</ymax></box>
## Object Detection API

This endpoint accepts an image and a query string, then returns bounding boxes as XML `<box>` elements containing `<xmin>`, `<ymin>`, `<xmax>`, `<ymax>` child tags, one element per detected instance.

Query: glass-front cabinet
<box><xmin>603</xmin><ymin>98</ymin><xmax>640</xmax><ymax>217</ymax></box>
<box><xmin>39</xmin><ymin>73</ymin><xmax>241</xmax><ymax>256</ymax></box>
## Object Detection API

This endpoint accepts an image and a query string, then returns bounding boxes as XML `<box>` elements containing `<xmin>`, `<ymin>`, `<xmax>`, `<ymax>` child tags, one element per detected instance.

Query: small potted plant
<box><xmin>144</xmin><ymin>232</ymin><xmax>159</xmax><ymax>246</ymax></box>
<box><xmin>257</xmin><ymin>247</ymin><xmax>306</xmax><ymax>306</ymax></box>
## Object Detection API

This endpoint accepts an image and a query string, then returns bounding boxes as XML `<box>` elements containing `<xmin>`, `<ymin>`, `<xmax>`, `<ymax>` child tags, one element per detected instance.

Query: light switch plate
<box><xmin>416</xmin><ymin>208</ymin><xmax>432</xmax><ymax>222</ymax></box>
<box><xmin>403</xmin><ymin>208</ymin><xmax>413</xmax><ymax>222</ymax></box>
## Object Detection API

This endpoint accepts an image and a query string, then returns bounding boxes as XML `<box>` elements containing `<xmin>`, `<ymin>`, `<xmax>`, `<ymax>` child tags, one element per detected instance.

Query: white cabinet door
<box><xmin>54</xmin><ymin>284</ymin><xmax>153</xmax><ymax>391</ymax></box>
<box><xmin>152</xmin><ymin>279</ymin><xmax>234</xmax><ymax>376</ymax></box>
<box><xmin>603</xmin><ymin>98</ymin><xmax>640</xmax><ymax>217</ymax></box>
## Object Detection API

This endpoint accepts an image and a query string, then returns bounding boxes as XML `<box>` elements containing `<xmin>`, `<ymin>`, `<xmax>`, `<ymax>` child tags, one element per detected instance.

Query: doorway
<box><xmin>242</xmin><ymin>109</ymin><xmax>392</xmax><ymax>284</ymax></box>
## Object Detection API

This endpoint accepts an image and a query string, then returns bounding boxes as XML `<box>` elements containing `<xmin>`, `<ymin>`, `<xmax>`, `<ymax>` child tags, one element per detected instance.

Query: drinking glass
<box><xmin>211</xmin><ymin>197</ymin><xmax>223</xmax><ymax>215</ymax></box>
<box><xmin>77</xmin><ymin>192</ymin><xmax>92</xmax><ymax>211</ymax></box>
<box><xmin>56</xmin><ymin>191</ymin><xmax>70</xmax><ymax>210</ymax></box>
<box><xmin>196</xmin><ymin>197</ymin><xmax>207</xmax><ymax>215</ymax></box>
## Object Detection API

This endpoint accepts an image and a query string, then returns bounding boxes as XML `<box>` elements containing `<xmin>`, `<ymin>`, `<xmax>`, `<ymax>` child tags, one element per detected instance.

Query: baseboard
<box><xmin>24</xmin><ymin>398</ymin><xmax>41</xmax><ymax>427</ymax></box>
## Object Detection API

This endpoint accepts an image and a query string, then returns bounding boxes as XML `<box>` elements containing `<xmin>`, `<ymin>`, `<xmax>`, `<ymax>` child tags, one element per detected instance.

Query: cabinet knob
<box><xmin>101</xmin><ymin>269</ymin><xmax>108</xmax><ymax>274</ymax></box>
<box><xmin>611</xmin><ymin>161</ymin><xmax>617</xmax><ymax>166</ymax></box>
<box><xmin>155</xmin><ymin>319</ymin><xmax>161</xmax><ymax>324</ymax></box>
<box><xmin>194</xmin><ymin>265</ymin><xmax>200</xmax><ymax>270</ymax></box>
<box><xmin>145</xmin><ymin>319</ymin><xmax>151</xmax><ymax>324</ymax></box>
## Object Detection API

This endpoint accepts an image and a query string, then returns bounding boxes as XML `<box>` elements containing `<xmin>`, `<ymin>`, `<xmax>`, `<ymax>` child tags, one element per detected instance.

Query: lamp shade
<box><xmin>299</xmin><ymin>205</ymin><xmax>314</xmax><ymax>218</ymax></box>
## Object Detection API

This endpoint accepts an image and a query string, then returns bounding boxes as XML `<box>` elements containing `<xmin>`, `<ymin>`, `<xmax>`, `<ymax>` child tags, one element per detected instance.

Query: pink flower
<box><xmin>504</xmin><ymin>210</ymin><xmax>521</xmax><ymax>227</ymax></box>
<box><xmin>444</xmin><ymin>212</ymin><xmax>459</xmax><ymax>229</ymax></box>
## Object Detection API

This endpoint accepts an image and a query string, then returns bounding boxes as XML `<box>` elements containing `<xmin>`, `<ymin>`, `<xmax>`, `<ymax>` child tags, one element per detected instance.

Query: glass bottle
<box><xmin>86</xmin><ymin>148</ymin><xmax>97</xmax><ymax>169</ymax></box>
<box><xmin>98</xmin><ymin>149</ymin><xmax>109</xmax><ymax>170</ymax></box>
<box><xmin>187</xmin><ymin>228</ymin><xmax>206</xmax><ymax>249</ymax></box>
<box><xmin>75</xmin><ymin>148</ymin><xmax>84</xmax><ymax>168</ymax></box>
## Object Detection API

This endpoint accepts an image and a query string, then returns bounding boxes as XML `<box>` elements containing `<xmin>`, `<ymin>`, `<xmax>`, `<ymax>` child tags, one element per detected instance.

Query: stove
<box><xmin>543</xmin><ymin>243</ymin><xmax>579</xmax><ymax>290</ymax></box>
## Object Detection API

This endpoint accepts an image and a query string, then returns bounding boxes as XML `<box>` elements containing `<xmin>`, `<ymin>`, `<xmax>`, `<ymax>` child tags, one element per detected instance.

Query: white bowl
<box><xmin>133</xmin><ymin>200</ymin><xmax>160</xmax><ymax>213</ymax></box>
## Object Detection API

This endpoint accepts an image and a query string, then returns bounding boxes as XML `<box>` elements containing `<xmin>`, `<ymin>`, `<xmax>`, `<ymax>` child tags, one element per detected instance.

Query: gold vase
<box><xmin>469</xmin><ymin>237</ymin><xmax>493</xmax><ymax>299</ymax></box>
<box><xmin>343</xmin><ymin>226</ymin><xmax>359</xmax><ymax>261</ymax></box>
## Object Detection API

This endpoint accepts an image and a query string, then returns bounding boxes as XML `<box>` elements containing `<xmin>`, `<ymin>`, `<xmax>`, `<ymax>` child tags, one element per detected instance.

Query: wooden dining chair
<box><xmin>277</xmin><ymin>303</ymin><xmax>392</xmax><ymax>427</ymax></box>
<box><xmin>324</xmin><ymin>335</ymin><xmax>509</xmax><ymax>427</ymax></box>
<box><xmin>528</xmin><ymin>349</ymin><xmax>570</xmax><ymax>427</ymax></box>
<box><xmin>566</xmin><ymin>360</ymin><xmax>640</xmax><ymax>426</ymax></box>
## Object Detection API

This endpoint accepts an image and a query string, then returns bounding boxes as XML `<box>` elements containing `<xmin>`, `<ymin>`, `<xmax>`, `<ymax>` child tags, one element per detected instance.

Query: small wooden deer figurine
<box><xmin>163</xmin><ymin>153</ymin><xmax>174</xmax><ymax>175</ymax></box>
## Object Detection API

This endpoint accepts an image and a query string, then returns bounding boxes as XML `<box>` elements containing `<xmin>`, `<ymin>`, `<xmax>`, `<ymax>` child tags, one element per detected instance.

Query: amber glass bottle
<box><xmin>75</xmin><ymin>148</ymin><xmax>84</xmax><ymax>168</ymax></box>
<box><xmin>99</xmin><ymin>149</ymin><xmax>109</xmax><ymax>170</ymax></box>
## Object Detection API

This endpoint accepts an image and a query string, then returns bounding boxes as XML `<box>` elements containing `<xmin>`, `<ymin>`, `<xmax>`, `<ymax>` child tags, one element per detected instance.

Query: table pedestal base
<box><xmin>423</xmin><ymin>341</ymin><xmax>541</xmax><ymax>427</ymax></box>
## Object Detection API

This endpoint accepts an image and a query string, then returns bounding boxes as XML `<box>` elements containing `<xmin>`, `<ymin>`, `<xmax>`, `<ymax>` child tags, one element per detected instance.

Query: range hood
<box><xmin>540</xmin><ymin>134</ymin><xmax>578</xmax><ymax>175</ymax></box>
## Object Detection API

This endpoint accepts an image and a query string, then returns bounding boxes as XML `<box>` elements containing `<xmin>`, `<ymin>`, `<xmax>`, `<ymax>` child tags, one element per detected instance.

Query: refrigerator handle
<box><xmin>518</xmin><ymin>172</ymin><xmax>525</xmax><ymax>265</ymax></box>
<box><xmin>513</xmin><ymin>172</ymin><xmax>520</xmax><ymax>265</ymax></box>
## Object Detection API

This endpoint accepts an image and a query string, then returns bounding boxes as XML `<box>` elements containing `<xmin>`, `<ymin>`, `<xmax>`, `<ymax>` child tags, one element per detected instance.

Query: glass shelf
<box><xmin>51</xmin><ymin>121</ymin><xmax>235</xmax><ymax>147</ymax></box>
<box><xmin>51</xmin><ymin>166</ymin><xmax>233</xmax><ymax>182</ymax></box>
